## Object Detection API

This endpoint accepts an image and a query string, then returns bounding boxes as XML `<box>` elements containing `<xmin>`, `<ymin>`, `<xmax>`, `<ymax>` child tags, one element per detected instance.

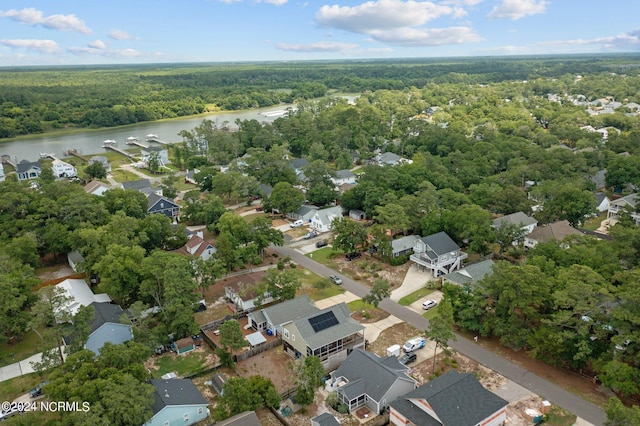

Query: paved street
<box><xmin>272</xmin><ymin>245</ymin><xmax>606</xmax><ymax>426</ymax></box>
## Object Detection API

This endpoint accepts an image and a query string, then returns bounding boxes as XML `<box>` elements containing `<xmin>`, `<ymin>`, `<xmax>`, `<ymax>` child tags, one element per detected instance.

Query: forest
<box><xmin>1</xmin><ymin>53</ymin><xmax>640</xmax><ymax>138</ymax></box>
<box><xmin>2</xmin><ymin>53</ymin><xmax>640</xmax><ymax>422</ymax></box>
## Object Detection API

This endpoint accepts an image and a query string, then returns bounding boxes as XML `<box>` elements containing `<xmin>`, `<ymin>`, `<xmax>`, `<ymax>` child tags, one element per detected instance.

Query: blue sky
<box><xmin>1</xmin><ymin>0</ymin><xmax>639</xmax><ymax>66</ymax></box>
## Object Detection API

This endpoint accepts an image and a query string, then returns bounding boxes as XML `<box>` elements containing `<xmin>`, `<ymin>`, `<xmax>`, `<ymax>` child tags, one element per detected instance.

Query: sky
<box><xmin>1</xmin><ymin>0</ymin><xmax>639</xmax><ymax>66</ymax></box>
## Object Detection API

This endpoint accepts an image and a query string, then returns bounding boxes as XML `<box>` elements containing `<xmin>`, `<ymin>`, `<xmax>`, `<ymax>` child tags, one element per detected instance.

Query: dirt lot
<box><xmin>332</xmin><ymin>253</ymin><xmax>411</xmax><ymax>289</ymax></box>
<box><xmin>235</xmin><ymin>347</ymin><xmax>296</xmax><ymax>394</ymax></box>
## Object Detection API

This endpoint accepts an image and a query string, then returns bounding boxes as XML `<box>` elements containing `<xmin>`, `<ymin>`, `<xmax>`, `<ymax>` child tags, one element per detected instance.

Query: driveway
<box><xmin>407</xmin><ymin>290</ymin><xmax>443</xmax><ymax>314</ymax></box>
<box><xmin>271</xmin><ymin>244</ymin><xmax>606</xmax><ymax>426</ymax></box>
<box><xmin>390</xmin><ymin>264</ymin><xmax>433</xmax><ymax>302</ymax></box>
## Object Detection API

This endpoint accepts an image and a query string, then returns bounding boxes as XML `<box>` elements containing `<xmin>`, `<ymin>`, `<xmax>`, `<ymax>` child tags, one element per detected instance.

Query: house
<box><xmin>338</xmin><ymin>182</ymin><xmax>355</xmax><ymax>194</ymax></box>
<box><xmin>332</xmin><ymin>169</ymin><xmax>356</xmax><ymax>186</ymax></box>
<box><xmin>147</xmin><ymin>193</ymin><xmax>181</xmax><ymax>219</ymax></box>
<box><xmin>185</xmin><ymin>169</ymin><xmax>198</xmax><ymax>184</ymax></box>
<box><xmin>67</xmin><ymin>250</ymin><xmax>85</xmax><ymax>272</ymax></box>
<box><xmin>83</xmin><ymin>302</ymin><xmax>133</xmax><ymax>355</ymax></box>
<box><xmin>607</xmin><ymin>193</ymin><xmax>640</xmax><ymax>224</ymax></box>
<box><xmin>225</xmin><ymin>280</ymin><xmax>274</xmax><ymax>312</ymax></box>
<box><xmin>247</xmin><ymin>295</ymin><xmax>319</xmax><ymax>334</ymax></box>
<box><xmin>87</xmin><ymin>155</ymin><xmax>111</xmax><ymax>173</ymax></box>
<box><xmin>329</xmin><ymin>349</ymin><xmax>417</xmax><ymax>414</ymax></box>
<box><xmin>141</xmin><ymin>146</ymin><xmax>170</xmax><ymax>167</ymax></box>
<box><xmin>216</xmin><ymin>411</ymin><xmax>260</xmax><ymax>426</ymax></box>
<box><xmin>16</xmin><ymin>159</ymin><xmax>41</xmax><ymax>181</ymax></box>
<box><xmin>54</xmin><ymin>278</ymin><xmax>111</xmax><ymax>321</ymax></box>
<box><xmin>349</xmin><ymin>209</ymin><xmax>367</xmax><ymax>221</ymax></box>
<box><xmin>593</xmin><ymin>192</ymin><xmax>611</xmax><ymax>213</ymax></box>
<box><xmin>590</xmin><ymin>169</ymin><xmax>607</xmax><ymax>190</ymax></box>
<box><xmin>282</xmin><ymin>302</ymin><xmax>365</xmax><ymax>370</ymax></box>
<box><xmin>50</xmin><ymin>159</ymin><xmax>77</xmax><ymax>178</ymax></box>
<box><xmin>376</xmin><ymin>152</ymin><xmax>401</xmax><ymax>166</ymax></box>
<box><xmin>410</xmin><ymin>232</ymin><xmax>467</xmax><ymax>277</ymax></box>
<box><xmin>311</xmin><ymin>206</ymin><xmax>343</xmax><ymax>233</ymax></box>
<box><xmin>290</xmin><ymin>158</ymin><xmax>309</xmax><ymax>175</ymax></box>
<box><xmin>174</xmin><ymin>234</ymin><xmax>216</xmax><ymax>262</ymax></box>
<box><xmin>524</xmin><ymin>220</ymin><xmax>585</xmax><ymax>249</ymax></box>
<box><xmin>391</xmin><ymin>235</ymin><xmax>421</xmax><ymax>258</ymax></box>
<box><xmin>441</xmin><ymin>259</ymin><xmax>494</xmax><ymax>289</ymax></box>
<box><xmin>171</xmin><ymin>337</ymin><xmax>196</xmax><ymax>355</ymax></box>
<box><xmin>146</xmin><ymin>378</ymin><xmax>208</xmax><ymax>426</ymax></box>
<box><xmin>311</xmin><ymin>412</ymin><xmax>340</xmax><ymax>426</ymax></box>
<box><xmin>389</xmin><ymin>370</ymin><xmax>508</xmax><ymax>426</ymax></box>
<box><xmin>492</xmin><ymin>211</ymin><xmax>538</xmax><ymax>235</ymax></box>
<box><xmin>83</xmin><ymin>180</ymin><xmax>111</xmax><ymax>196</ymax></box>
<box><xmin>289</xmin><ymin>205</ymin><xmax>319</xmax><ymax>223</ymax></box>
<box><xmin>121</xmin><ymin>179</ymin><xmax>161</xmax><ymax>196</ymax></box>
<box><xmin>259</xmin><ymin>183</ymin><xmax>273</xmax><ymax>198</ymax></box>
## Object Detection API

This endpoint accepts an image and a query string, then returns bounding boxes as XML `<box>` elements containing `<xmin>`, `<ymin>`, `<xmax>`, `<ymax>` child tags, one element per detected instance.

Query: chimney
<box><xmin>164</xmin><ymin>390</ymin><xmax>169</xmax><ymax>398</ymax></box>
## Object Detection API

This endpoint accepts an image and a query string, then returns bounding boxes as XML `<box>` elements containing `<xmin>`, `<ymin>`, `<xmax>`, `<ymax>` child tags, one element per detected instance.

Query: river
<box><xmin>0</xmin><ymin>104</ymin><xmax>297</xmax><ymax>163</ymax></box>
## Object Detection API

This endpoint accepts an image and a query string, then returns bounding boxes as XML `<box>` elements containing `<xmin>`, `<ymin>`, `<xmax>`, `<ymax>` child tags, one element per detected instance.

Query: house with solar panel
<box><xmin>281</xmin><ymin>302</ymin><xmax>365</xmax><ymax>370</ymax></box>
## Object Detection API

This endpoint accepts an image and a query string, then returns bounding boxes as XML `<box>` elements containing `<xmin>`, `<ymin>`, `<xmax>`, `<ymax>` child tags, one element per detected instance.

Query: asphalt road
<box><xmin>273</xmin><ymin>245</ymin><xmax>607</xmax><ymax>426</ymax></box>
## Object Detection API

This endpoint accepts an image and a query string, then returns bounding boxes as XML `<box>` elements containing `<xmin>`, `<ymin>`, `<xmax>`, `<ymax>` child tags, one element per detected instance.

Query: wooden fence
<box><xmin>233</xmin><ymin>338</ymin><xmax>282</xmax><ymax>362</ymax></box>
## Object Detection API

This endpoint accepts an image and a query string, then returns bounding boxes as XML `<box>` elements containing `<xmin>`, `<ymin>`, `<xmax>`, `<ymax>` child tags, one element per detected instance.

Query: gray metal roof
<box><xmin>378</xmin><ymin>152</ymin><xmax>401</xmax><ymax>164</ymax></box>
<box><xmin>442</xmin><ymin>259</ymin><xmax>494</xmax><ymax>287</ymax></box>
<box><xmin>421</xmin><ymin>231</ymin><xmax>460</xmax><ymax>256</ymax></box>
<box><xmin>245</xmin><ymin>331</ymin><xmax>266</xmax><ymax>347</ymax></box>
<box><xmin>262</xmin><ymin>295</ymin><xmax>318</xmax><ymax>328</ymax></box>
<box><xmin>290</xmin><ymin>158</ymin><xmax>309</xmax><ymax>170</ymax></box>
<box><xmin>16</xmin><ymin>160</ymin><xmax>40</xmax><ymax>174</ymax></box>
<box><xmin>335</xmin><ymin>169</ymin><xmax>355</xmax><ymax>179</ymax></box>
<box><xmin>311</xmin><ymin>412</ymin><xmax>341</xmax><ymax>426</ymax></box>
<box><xmin>392</xmin><ymin>235</ymin><xmax>421</xmax><ymax>254</ymax></box>
<box><xmin>293</xmin><ymin>303</ymin><xmax>364</xmax><ymax>350</ymax></box>
<box><xmin>216</xmin><ymin>410</ymin><xmax>261</xmax><ymax>426</ymax></box>
<box><xmin>333</xmin><ymin>349</ymin><xmax>415</xmax><ymax>403</ymax></box>
<box><xmin>390</xmin><ymin>370</ymin><xmax>508</xmax><ymax>426</ymax></box>
<box><xmin>314</xmin><ymin>206</ymin><xmax>343</xmax><ymax>226</ymax></box>
<box><xmin>492</xmin><ymin>211</ymin><xmax>537</xmax><ymax>228</ymax></box>
<box><xmin>150</xmin><ymin>378</ymin><xmax>208</xmax><ymax>415</ymax></box>
<box><xmin>121</xmin><ymin>178</ymin><xmax>151</xmax><ymax>190</ymax></box>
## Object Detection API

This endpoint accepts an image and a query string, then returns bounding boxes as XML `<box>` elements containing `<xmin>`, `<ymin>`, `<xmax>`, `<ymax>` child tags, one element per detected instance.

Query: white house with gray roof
<box><xmin>311</xmin><ymin>206</ymin><xmax>343</xmax><ymax>233</ymax></box>
<box><xmin>329</xmin><ymin>348</ymin><xmax>417</xmax><ymax>414</ymax></box>
<box><xmin>146</xmin><ymin>378</ymin><xmax>208</xmax><ymax>426</ymax></box>
<box><xmin>391</xmin><ymin>235</ymin><xmax>421</xmax><ymax>258</ymax></box>
<box><xmin>410</xmin><ymin>231</ymin><xmax>467</xmax><ymax>277</ymax></box>
<box><xmin>288</xmin><ymin>204</ymin><xmax>319</xmax><ymax>223</ymax></box>
<box><xmin>491</xmin><ymin>211</ymin><xmax>537</xmax><ymax>235</ymax></box>
<box><xmin>331</xmin><ymin>169</ymin><xmax>356</xmax><ymax>187</ymax></box>
<box><xmin>389</xmin><ymin>370</ymin><xmax>508</xmax><ymax>426</ymax></box>
<box><xmin>282</xmin><ymin>302</ymin><xmax>365</xmax><ymax>370</ymax></box>
<box><xmin>608</xmin><ymin>193</ymin><xmax>640</xmax><ymax>224</ymax></box>
<box><xmin>247</xmin><ymin>295</ymin><xmax>318</xmax><ymax>335</ymax></box>
<box><xmin>442</xmin><ymin>259</ymin><xmax>494</xmax><ymax>289</ymax></box>
<box><xmin>16</xmin><ymin>159</ymin><xmax>41</xmax><ymax>181</ymax></box>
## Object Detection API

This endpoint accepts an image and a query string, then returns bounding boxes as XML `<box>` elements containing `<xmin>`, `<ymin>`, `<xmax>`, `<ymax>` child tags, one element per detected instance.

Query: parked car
<box><xmin>329</xmin><ymin>275</ymin><xmax>343</xmax><ymax>285</ymax></box>
<box><xmin>402</xmin><ymin>337</ymin><xmax>426</xmax><ymax>353</ymax></box>
<box><xmin>399</xmin><ymin>351</ymin><xmax>417</xmax><ymax>365</ymax></box>
<box><xmin>315</xmin><ymin>240</ymin><xmax>328</xmax><ymax>248</ymax></box>
<box><xmin>422</xmin><ymin>299</ymin><xmax>438</xmax><ymax>310</ymax></box>
<box><xmin>290</xmin><ymin>220</ymin><xmax>304</xmax><ymax>228</ymax></box>
<box><xmin>303</xmin><ymin>230</ymin><xmax>318</xmax><ymax>239</ymax></box>
<box><xmin>255</xmin><ymin>206</ymin><xmax>263</xmax><ymax>212</ymax></box>
<box><xmin>29</xmin><ymin>380</ymin><xmax>49</xmax><ymax>398</ymax></box>
<box><xmin>345</xmin><ymin>252</ymin><xmax>362</xmax><ymax>261</ymax></box>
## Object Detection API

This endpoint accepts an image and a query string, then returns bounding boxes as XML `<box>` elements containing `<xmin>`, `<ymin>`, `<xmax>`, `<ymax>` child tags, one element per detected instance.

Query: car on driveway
<box><xmin>315</xmin><ymin>240</ymin><xmax>328</xmax><ymax>248</ymax></box>
<box><xmin>399</xmin><ymin>351</ymin><xmax>417</xmax><ymax>365</ymax></box>
<box><xmin>29</xmin><ymin>380</ymin><xmax>49</xmax><ymax>398</ymax></box>
<box><xmin>422</xmin><ymin>299</ymin><xmax>438</xmax><ymax>310</ymax></box>
<box><xmin>290</xmin><ymin>220</ymin><xmax>304</xmax><ymax>228</ymax></box>
<box><xmin>403</xmin><ymin>337</ymin><xmax>426</xmax><ymax>353</ymax></box>
<box><xmin>303</xmin><ymin>230</ymin><xmax>318</xmax><ymax>239</ymax></box>
<box><xmin>329</xmin><ymin>275</ymin><xmax>343</xmax><ymax>285</ymax></box>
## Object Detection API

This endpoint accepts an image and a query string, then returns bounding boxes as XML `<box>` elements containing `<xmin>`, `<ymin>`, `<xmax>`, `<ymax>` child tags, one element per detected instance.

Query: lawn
<box><xmin>0</xmin><ymin>329</ymin><xmax>52</xmax><ymax>368</ymax></box>
<box><xmin>398</xmin><ymin>287</ymin><xmax>435</xmax><ymax>306</ymax></box>
<box><xmin>110</xmin><ymin>168</ymin><xmax>142</xmax><ymax>182</ymax></box>
<box><xmin>290</xmin><ymin>268</ymin><xmax>345</xmax><ymax>301</ymax></box>
<box><xmin>347</xmin><ymin>299</ymin><xmax>376</xmax><ymax>312</ymax></box>
<box><xmin>305</xmin><ymin>246</ymin><xmax>341</xmax><ymax>270</ymax></box>
<box><xmin>151</xmin><ymin>350</ymin><xmax>209</xmax><ymax>378</ymax></box>
<box><xmin>583</xmin><ymin>212</ymin><xmax>607</xmax><ymax>231</ymax></box>
<box><xmin>242</xmin><ymin>212</ymin><xmax>268</xmax><ymax>223</ymax></box>
<box><xmin>544</xmin><ymin>405</ymin><xmax>577</xmax><ymax>426</ymax></box>
<box><xmin>0</xmin><ymin>371</ymin><xmax>44</xmax><ymax>402</ymax></box>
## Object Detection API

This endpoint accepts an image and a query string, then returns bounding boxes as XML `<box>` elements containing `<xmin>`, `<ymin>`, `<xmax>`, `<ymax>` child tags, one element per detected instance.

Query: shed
<box><xmin>171</xmin><ymin>337</ymin><xmax>195</xmax><ymax>355</ymax></box>
<box><xmin>245</xmin><ymin>331</ymin><xmax>267</xmax><ymax>348</ymax></box>
<box><xmin>386</xmin><ymin>344</ymin><xmax>401</xmax><ymax>357</ymax></box>
<box><xmin>211</xmin><ymin>373</ymin><xmax>228</xmax><ymax>396</ymax></box>
<box><xmin>349</xmin><ymin>209</ymin><xmax>367</xmax><ymax>220</ymax></box>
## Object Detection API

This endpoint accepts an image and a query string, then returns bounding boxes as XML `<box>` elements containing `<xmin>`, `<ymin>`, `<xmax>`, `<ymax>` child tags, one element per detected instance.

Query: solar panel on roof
<box><xmin>308</xmin><ymin>311</ymin><xmax>339</xmax><ymax>332</ymax></box>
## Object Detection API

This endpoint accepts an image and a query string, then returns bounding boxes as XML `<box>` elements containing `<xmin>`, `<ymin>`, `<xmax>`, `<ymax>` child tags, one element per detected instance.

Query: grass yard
<box><xmin>543</xmin><ymin>406</ymin><xmax>577</xmax><ymax>426</ymax></box>
<box><xmin>0</xmin><ymin>372</ymin><xmax>45</xmax><ymax>402</ymax></box>
<box><xmin>422</xmin><ymin>307</ymin><xmax>440</xmax><ymax>320</ymax></box>
<box><xmin>242</xmin><ymin>212</ymin><xmax>268</xmax><ymax>223</ymax></box>
<box><xmin>290</xmin><ymin>268</ymin><xmax>345</xmax><ymax>301</ymax></box>
<box><xmin>398</xmin><ymin>287</ymin><xmax>435</xmax><ymax>306</ymax></box>
<box><xmin>110</xmin><ymin>168</ymin><xmax>142</xmax><ymax>182</ymax></box>
<box><xmin>583</xmin><ymin>212</ymin><xmax>607</xmax><ymax>231</ymax></box>
<box><xmin>305</xmin><ymin>246</ymin><xmax>341</xmax><ymax>270</ymax></box>
<box><xmin>0</xmin><ymin>329</ymin><xmax>52</xmax><ymax>368</ymax></box>
<box><xmin>151</xmin><ymin>350</ymin><xmax>209</xmax><ymax>378</ymax></box>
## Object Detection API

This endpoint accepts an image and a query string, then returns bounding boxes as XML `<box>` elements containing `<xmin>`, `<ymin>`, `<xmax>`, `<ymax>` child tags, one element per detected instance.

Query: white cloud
<box><xmin>108</xmin><ymin>29</ymin><xmax>133</xmax><ymax>40</ymax></box>
<box><xmin>444</xmin><ymin>0</ymin><xmax>484</xmax><ymax>5</ymax></box>
<box><xmin>276</xmin><ymin>41</ymin><xmax>359</xmax><ymax>52</ymax></box>
<box><xmin>0</xmin><ymin>38</ymin><xmax>61</xmax><ymax>54</ymax></box>
<box><xmin>542</xmin><ymin>29</ymin><xmax>640</xmax><ymax>50</ymax></box>
<box><xmin>261</xmin><ymin>0</ymin><xmax>288</xmax><ymax>5</ymax></box>
<box><xmin>0</xmin><ymin>8</ymin><xmax>91</xmax><ymax>34</ymax></box>
<box><xmin>369</xmin><ymin>26</ymin><xmax>483</xmax><ymax>46</ymax></box>
<box><xmin>487</xmin><ymin>0</ymin><xmax>547</xmax><ymax>20</ymax></box>
<box><xmin>316</xmin><ymin>0</ymin><xmax>455</xmax><ymax>33</ymax></box>
<box><xmin>68</xmin><ymin>40</ymin><xmax>140</xmax><ymax>58</ymax></box>
<box><xmin>88</xmin><ymin>40</ymin><xmax>106</xmax><ymax>49</ymax></box>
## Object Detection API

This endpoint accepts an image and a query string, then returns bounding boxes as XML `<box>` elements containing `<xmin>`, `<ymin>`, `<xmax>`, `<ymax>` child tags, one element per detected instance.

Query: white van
<box><xmin>402</xmin><ymin>337</ymin><xmax>426</xmax><ymax>353</ymax></box>
<box><xmin>290</xmin><ymin>220</ymin><xmax>304</xmax><ymax>228</ymax></box>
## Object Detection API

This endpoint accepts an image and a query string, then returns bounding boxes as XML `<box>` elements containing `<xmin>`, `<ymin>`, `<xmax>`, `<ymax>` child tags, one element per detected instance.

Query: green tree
<box><xmin>362</xmin><ymin>279</ymin><xmax>391</xmax><ymax>308</ymax></box>
<box><xmin>84</xmin><ymin>161</ymin><xmax>108</xmax><ymax>180</ymax></box>
<box><xmin>331</xmin><ymin>216</ymin><xmax>367</xmax><ymax>254</ymax></box>
<box><xmin>249</xmin><ymin>216</ymin><xmax>284</xmax><ymax>259</ymax></box>
<box><xmin>260</xmin><ymin>268</ymin><xmax>301</xmax><ymax>301</ymax></box>
<box><xmin>306</xmin><ymin>181</ymin><xmax>338</xmax><ymax>206</ymax></box>
<box><xmin>424</xmin><ymin>298</ymin><xmax>456</xmax><ymax>373</ymax></box>
<box><xmin>293</xmin><ymin>356</ymin><xmax>324</xmax><ymax>406</ymax></box>
<box><xmin>94</xmin><ymin>244</ymin><xmax>146</xmax><ymax>305</ymax></box>
<box><xmin>213</xmin><ymin>376</ymin><xmax>260</xmax><ymax>420</ymax></box>
<box><xmin>605</xmin><ymin>397</ymin><xmax>640</xmax><ymax>426</ymax></box>
<box><xmin>268</xmin><ymin>182</ymin><xmax>305</xmax><ymax>215</ymax></box>
<box><xmin>0</xmin><ymin>254</ymin><xmax>38</xmax><ymax>344</ymax></box>
<box><xmin>219</xmin><ymin>319</ymin><xmax>245</xmax><ymax>352</ymax></box>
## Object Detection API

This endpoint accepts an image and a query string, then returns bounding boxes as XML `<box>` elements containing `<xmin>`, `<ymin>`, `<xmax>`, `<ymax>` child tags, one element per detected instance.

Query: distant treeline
<box><xmin>1</xmin><ymin>54</ymin><xmax>639</xmax><ymax>138</ymax></box>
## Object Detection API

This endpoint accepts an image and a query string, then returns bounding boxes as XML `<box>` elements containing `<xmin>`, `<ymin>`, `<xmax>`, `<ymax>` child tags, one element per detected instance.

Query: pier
<box><xmin>125</xmin><ymin>137</ymin><xmax>149</xmax><ymax>149</ymax></box>
<box><xmin>0</xmin><ymin>155</ymin><xmax>16</xmax><ymax>169</ymax></box>
<box><xmin>102</xmin><ymin>140</ymin><xmax>138</xmax><ymax>159</ymax></box>
<box><xmin>62</xmin><ymin>149</ymin><xmax>89</xmax><ymax>162</ymax></box>
<box><xmin>145</xmin><ymin>134</ymin><xmax>169</xmax><ymax>145</ymax></box>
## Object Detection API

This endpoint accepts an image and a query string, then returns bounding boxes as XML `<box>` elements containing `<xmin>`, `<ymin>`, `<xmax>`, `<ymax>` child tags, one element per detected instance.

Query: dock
<box><xmin>63</xmin><ymin>149</ymin><xmax>89</xmax><ymax>162</ymax></box>
<box><xmin>102</xmin><ymin>140</ymin><xmax>138</xmax><ymax>159</ymax></box>
<box><xmin>0</xmin><ymin>155</ymin><xmax>16</xmax><ymax>169</ymax></box>
<box><xmin>145</xmin><ymin>134</ymin><xmax>169</xmax><ymax>145</ymax></box>
<box><xmin>125</xmin><ymin>137</ymin><xmax>149</xmax><ymax>149</ymax></box>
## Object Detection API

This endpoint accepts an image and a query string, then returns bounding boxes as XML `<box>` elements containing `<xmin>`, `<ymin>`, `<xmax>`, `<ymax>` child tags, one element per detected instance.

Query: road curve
<box><xmin>272</xmin><ymin>245</ymin><xmax>607</xmax><ymax>426</ymax></box>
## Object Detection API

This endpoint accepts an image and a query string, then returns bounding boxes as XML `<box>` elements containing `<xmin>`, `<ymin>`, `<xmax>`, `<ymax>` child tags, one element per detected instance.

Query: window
<box><xmin>291</xmin><ymin>334</ymin><xmax>296</xmax><ymax>341</ymax></box>
<box><xmin>198</xmin><ymin>407</ymin><xmax>204</xmax><ymax>415</ymax></box>
<box><xmin>183</xmin><ymin>413</ymin><xmax>189</xmax><ymax>421</ymax></box>
<box><xmin>284</xmin><ymin>328</ymin><xmax>290</xmax><ymax>338</ymax></box>
<box><xmin>164</xmin><ymin>422</ymin><xmax>169</xmax><ymax>426</ymax></box>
